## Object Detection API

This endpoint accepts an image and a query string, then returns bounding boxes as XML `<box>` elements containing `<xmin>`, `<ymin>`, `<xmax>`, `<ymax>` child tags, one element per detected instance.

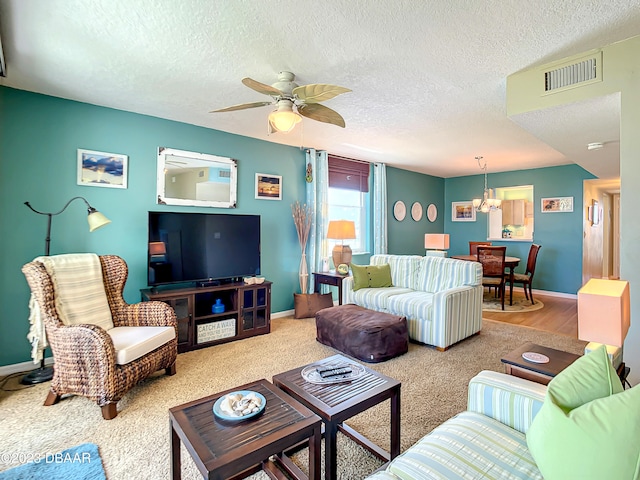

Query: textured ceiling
<box><xmin>1</xmin><ymin>0</ymin><xmax>638</xmax><ymax>178</ymax></box>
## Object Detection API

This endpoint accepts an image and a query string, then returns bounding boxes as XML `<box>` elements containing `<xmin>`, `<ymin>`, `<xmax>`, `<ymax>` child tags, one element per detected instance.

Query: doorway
<box><xmin>582</xmin><ymin>179</ymin><xmax>620</xmax><ymax>283</ymax></box>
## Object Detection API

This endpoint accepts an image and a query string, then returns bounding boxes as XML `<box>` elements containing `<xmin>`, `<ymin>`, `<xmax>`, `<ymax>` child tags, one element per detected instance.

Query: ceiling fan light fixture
<box><xmin>268</xmin><ymin>100</ymin><xmax>302</xmax><ymax>133</ymax></box>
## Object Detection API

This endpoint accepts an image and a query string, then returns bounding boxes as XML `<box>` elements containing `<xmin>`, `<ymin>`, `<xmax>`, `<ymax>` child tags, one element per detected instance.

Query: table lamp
<box><xmin>149</xmin><ymin>241</ymin><xmax>167</xmax><ymax>262</ymax></box>
<box><xmin>577</xmin><ymin>278</ymin><xmax>630</xmax><ymax>370</ymax></box>
<box><xmin>327</xmin><ymin>220</ymin><xmax>356</xmax><ymax>268</ymax></box>
<box><xmin>424</xmin><ymin>233</ymin><xmax>450</xmax><ymax>257</ymax></box>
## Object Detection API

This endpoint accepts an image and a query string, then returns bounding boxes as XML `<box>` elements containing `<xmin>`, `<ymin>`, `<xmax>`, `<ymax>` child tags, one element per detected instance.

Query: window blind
<box><xmin>328</xmin><ymin>155</ymin><xmax>370</xmax><ymax>192</ymax></box>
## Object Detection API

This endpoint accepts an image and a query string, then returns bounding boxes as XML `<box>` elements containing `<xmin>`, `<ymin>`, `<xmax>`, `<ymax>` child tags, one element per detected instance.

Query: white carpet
<box><xmin>0</xmin><ymin>317</ymin><xmax>584</xmax><ymax>479</ymax></box>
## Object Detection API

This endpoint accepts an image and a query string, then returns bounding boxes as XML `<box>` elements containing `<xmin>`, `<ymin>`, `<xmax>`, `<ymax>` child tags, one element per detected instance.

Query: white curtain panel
<box><xmin>305</xmin><ymin>149</ymin><xmax>329</xmax><ymax>293</ymax></box>
<box><xmin>373</xmin><ymin>162</ymin><xmax>388</xmax><ymax>254</ymax></box>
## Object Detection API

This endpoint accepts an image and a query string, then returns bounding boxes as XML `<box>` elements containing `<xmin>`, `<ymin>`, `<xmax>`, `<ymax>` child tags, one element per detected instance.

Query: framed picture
<box><xmin>451</xmin><ymin>201</ymin><xmax>476</xmax><ymax>222</ymax></box>
<box><xmin>255</xmin><ymin>173</ymin><xmax>282</xmax><ymax>200</ymax></box>
<box><xmin>77</xmin><ymin>149</ymin><xmax>128</xmax><ymax>189</ymax></box>
<box><xmin>541</xmin><ymin>196</ymin><xmax>573</xmax><ymax>213</ymax></box>
<box><xmin>589</xmin><ymin>200</ymin><xmax>601</xmax><ymax>225</ymax></box>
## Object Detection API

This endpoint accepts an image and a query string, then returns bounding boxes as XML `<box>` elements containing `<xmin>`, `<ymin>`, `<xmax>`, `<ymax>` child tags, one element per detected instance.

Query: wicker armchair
<box><xmin>22</xmin><ymin>254</ymin><xmax>177</xmax><ymax>419</ymax></box>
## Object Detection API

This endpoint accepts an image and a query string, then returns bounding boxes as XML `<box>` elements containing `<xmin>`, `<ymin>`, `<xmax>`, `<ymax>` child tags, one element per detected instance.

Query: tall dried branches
<box><xmin>291</xmin><ymin>201</ymin><xmax>313</xmax><ymax>253</ymax></box>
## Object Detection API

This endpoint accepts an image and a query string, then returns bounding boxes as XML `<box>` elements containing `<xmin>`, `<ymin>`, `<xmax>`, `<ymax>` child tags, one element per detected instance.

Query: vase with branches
<box><xmin>291</xmin><ymin>201</ymin><xmax>313</xmax><ymax>294</ymax></box>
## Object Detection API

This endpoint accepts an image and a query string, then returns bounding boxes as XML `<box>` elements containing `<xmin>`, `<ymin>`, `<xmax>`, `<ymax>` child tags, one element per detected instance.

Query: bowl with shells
<box><xmin>213</xmin><ymin>390</ymin><xmax>266</xmax><ymax>421</ymax></box>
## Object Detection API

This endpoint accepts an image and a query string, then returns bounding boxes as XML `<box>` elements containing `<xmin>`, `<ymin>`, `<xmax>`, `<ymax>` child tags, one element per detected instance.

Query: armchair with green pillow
<box><xmin>343</xmin><ymin>254</ymin><xmax>483</xmax><ymax>350</ymax></box>
<box><xmin>366</xmin><ymin>345</ymin><xmax>640</xmax><ymax>480</ymax></box>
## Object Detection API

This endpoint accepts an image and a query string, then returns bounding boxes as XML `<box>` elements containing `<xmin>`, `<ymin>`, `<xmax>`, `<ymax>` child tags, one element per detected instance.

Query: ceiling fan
<box><xmin>210</xmin><ymin>71</ymin><xmax>351</xmax><ymax>133</ymax></box>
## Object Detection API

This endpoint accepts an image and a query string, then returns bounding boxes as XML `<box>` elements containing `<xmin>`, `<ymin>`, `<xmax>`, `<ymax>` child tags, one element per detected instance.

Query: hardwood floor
<box><xmin>483</xmin><ymin>291</ymin><xmax>578</xmax><ymax>337</ymax></box>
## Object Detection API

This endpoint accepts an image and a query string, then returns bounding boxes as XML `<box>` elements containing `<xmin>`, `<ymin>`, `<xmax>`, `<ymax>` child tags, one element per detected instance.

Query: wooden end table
<box><xmin>313</xmin><ymin>271</ymin><xmax>349</xmax><ymax>305</ymax></box>
<box><xmin>500</xmin><ymin>342</ymin><xmax>580</xmax><ymax>385</ymax></box>
<box><xmin>169</xmin><ymin>379</ymin><xmax>321</xmax><ymax>480</ymax></box>
<box><xmin>273</xmin><ymin>354</ymin><xmax>401</xmax><ymax>480</ymax></box>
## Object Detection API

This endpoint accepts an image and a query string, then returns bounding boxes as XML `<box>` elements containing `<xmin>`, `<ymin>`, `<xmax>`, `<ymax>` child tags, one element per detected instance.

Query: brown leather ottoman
<box><xmin>315</xmin><ymin>304</ymin><xmax>408</xmax><ymax>363</ymax></box>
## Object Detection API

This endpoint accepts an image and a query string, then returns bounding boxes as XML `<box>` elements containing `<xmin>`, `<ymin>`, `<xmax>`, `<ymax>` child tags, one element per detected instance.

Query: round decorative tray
<box><xmin>213</xmin><ymin>390</ymin><xmax>266</xmax><ymax>421</ymax></box>
<box><xmin>301</xmin><ymin>362</ymin><xmax>366</xmax><ymax>385</ymax></box>
<box><xmin>521</xmin><ymin>352</ymin><xmax>550</xmax><ymax>364</ymax></box>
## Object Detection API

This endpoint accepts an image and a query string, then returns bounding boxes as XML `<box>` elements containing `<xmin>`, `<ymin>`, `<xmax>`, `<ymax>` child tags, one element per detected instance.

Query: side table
<box><xmin>501</xmin><ymin>342</ymin><xmax>580</xmax><ymax>385</ymax></box>
<box><xmin>273</xmin><ymin>354</ymin><xmax>401</xmax><ymax>480</ymax></box>
<box><xmin>313</xmin><ymin>271</ymin><xmax>349</xmax><ymax>305</ymax></box>
<box><xmin>169</xmin><ymin>379</ymin><xmax>321</xmax><ymax>480</ymax></box>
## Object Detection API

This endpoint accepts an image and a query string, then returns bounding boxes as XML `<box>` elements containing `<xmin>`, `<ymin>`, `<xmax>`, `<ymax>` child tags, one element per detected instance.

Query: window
<box><xmin>327</xmin><ymin>155</ymin><xmax>371</xmax><ymax>253</ymax></box>
<box><xmin>327</xmin><ymin>187</ymin><xmax>368</xmax><ymax>253</ymax></box>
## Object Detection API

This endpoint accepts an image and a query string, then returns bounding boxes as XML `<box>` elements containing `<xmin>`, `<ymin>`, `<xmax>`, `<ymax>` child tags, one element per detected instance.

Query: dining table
<box><xmin>451</xmin><ymin>254</ymin><xmax>521</xmax><ymax>306</ymax></box>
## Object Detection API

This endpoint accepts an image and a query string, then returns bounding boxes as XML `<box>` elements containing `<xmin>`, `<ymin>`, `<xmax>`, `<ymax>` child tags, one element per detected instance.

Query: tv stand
<box><xmin>141</xmin><ymin>280</ymin><xmax>271</xmax><ymax>353</ymax></box>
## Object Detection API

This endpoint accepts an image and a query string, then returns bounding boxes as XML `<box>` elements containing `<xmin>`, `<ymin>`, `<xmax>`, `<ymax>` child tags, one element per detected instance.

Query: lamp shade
<box><xmin>149</xmin><ymin>241</ymin><xmax>167</xmax><ymax>255</ymax></box>
<box><xmin>577</xmin><ymin>279</ymin><xmax>630</xmax><ymax>347</ymax></box>
<box><xmin>424</xmin><ymin>233</ymin><xmax>450</xmax><ymax>250</ymax></box>
<box><xmin>327</xmin><ymin>220</ymin><xmax>356</xmax><ymax>240</ymax></box>
<box><xmin>87</xmin><ymin>210</ymin><xmax>111</xmax><ymax>232</ymax></box>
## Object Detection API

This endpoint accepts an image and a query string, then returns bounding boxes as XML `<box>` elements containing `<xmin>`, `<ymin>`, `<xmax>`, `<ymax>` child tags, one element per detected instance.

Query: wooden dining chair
<box><xmin>505</xmin><ymin>244</ymin><xmax>541</xmax><ymax>305</ymax></box>
<box><xmin>469</xmin><ymin>241</ymin><xmax>492</xmax><ymax>255</ymax></box>
<box><xmin>477</xmin><ymin>246</ymin><xmax>506</xmax><ymax>310</ymax></box>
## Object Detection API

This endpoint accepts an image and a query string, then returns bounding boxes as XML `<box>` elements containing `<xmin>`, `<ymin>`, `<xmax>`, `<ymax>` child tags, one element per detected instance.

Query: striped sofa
<box><xmin>343</xmin><ymin>255</ymin><xmax>482</xmax><ymax>350</ymax></box>
<box><xmin>366</xmin><ymin>371</ymin><xmax>546</xmax><ymax>480</ymax></box>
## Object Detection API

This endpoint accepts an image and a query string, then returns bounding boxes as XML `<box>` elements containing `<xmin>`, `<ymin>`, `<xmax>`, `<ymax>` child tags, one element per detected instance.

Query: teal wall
<box><xmin>386</xmin><ymin>166</ymin><xmax>445</xmax><ymax>255</ymax></box>
<box><xmin>0</xmin><ymin>86</ymin><xmax>306</xmax><ymax>366</ymax></box>
<box><xmin>445</xmin><ymin>164</ymin><xmax>595</xmax><ymax>294</ymax></box>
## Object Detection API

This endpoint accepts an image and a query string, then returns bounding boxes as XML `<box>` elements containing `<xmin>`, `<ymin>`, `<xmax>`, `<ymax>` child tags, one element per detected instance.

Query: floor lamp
<box><xmin>21</xmin><ymin>196</ymin><xmax>111</xmax><ymax>385</ymax></box>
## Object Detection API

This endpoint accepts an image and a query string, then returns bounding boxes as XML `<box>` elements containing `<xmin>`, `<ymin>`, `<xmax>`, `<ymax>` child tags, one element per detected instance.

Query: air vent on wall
<box><xmin>541</xmin><ymin>51</ymin><xmax>602</xmax><ymax>95</ymax></box>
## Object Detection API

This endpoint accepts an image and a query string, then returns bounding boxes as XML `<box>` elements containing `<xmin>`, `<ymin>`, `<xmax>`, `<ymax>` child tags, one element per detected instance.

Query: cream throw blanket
<box><xmin>28</xmin><ymin>253</ymin><xmax>114</xmax><ymax>363</ymax></box>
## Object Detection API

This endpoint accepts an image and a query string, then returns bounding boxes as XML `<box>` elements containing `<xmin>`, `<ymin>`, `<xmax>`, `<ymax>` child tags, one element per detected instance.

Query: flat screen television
<box><xmin>148</xmin><ymin>211</ymin><xmax>261</xmax><ymax>286</ymax></box>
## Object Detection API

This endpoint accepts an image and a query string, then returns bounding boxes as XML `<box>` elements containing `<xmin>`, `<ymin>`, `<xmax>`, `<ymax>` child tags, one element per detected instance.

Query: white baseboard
<box><xmin>0</xmin><ymin>357</ymin><xmax>53</xmax><ymax>377</ymax></box>
<box><xmin>526</xmin><ymin>287</ymin><xmax>577</xmax><ymax>300</ymax></box>
<box><xmin>272</xmin><ymin>309</ymin><xmax>294</xmax><ymax>319</ymax></box>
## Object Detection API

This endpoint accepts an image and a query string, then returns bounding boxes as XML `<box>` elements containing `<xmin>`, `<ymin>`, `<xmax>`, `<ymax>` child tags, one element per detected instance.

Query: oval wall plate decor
<box><xmin>393</xmin><ymin>201</ymin><xmax>406</xmax><ymax>221</ymax></box>
<box><xmin>427</xmin><ymin>203</ymin><xmax>438</xmax><ymax>222</ymax></box>
<box><xmin>411</xmin><ymin>202</ymin><xmax>423</xmax><ymax>221</ymax></box>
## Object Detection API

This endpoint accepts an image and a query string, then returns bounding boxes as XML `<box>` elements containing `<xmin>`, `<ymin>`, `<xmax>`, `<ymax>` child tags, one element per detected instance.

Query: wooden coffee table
<box><xmin>169</xmin><ymin>379</ymin><xmax>322</xmax><ymax>480</ymax></box>
<box><xmin>272</xmin><ymin>354</ymin><xmax>401</xmax><ymax>480</ymax></box>
<box><xmin>501</xmin><ymin>342</ymin><xmax>580</xmax><ymax>385</ymax></box>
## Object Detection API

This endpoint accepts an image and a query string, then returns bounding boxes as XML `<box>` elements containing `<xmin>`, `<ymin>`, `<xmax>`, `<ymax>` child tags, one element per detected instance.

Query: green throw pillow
<box><xmin>526</xmin><ymin>345</ymin><xmax>640</xmax><ymax>480</ymax></box>
<box><xmin>351</xmin><ymin>263</ymin><xmax>393</xmax><ymax>291</ymax></box>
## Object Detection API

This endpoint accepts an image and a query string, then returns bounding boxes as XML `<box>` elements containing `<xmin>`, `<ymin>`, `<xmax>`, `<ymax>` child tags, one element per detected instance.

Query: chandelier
<box><xmin>472</xmin><ymin>156</ymin><xmax>501</xmax><ymax>213</ymax></box>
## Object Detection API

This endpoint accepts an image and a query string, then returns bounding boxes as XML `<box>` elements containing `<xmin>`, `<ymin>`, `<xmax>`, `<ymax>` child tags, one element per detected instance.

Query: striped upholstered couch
<box><xmin>343</xmin><ymin>255</ymin><xmax>482</xmax><ymax>350</ymax></box>
<box><xmin>366</xmin><ymin>371</ymin><xmax>546</xmax><ymax>480</ymax></box>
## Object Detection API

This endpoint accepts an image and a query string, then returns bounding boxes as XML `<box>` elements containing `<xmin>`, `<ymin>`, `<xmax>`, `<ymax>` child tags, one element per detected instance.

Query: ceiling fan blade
<box><xmin>242</xmin><ymin>77</ymin><xmax>284</xmax><ymax>97</ymax></box>
<box><xmin>298</xmin><ymin>103</ymin><xmax>346</xmax><ymax>128</ymax></box>
<box><xmin>210</xmin><ymin>101</ymin><xmax>272</xmax><ymax>113</ymax></box>
<box><xmin>293</xmin><ymin>84</ymin><xmax>351</xmax><ymax>103</ymax></box>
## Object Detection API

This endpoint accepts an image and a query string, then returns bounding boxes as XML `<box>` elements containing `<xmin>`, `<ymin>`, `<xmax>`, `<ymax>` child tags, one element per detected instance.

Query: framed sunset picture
<box><xmin>255</xmin><ymin>173</ymin><xmax>282</xmax><ymax>200</ymax></box>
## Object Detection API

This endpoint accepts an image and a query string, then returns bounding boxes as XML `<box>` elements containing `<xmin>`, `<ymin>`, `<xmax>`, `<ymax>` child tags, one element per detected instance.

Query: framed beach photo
<box><xmin>451</xmin><ymin>201</ymin><xmax>476</xmax><ymax>222</ymax></box>
<box><xmin>255</xmin><ymin>173</ymin><xmax>282</xmax><ymax>200</ymax></box>
<box><xmin>541</xmin><ymin>196</ymin><xmax>573</xmax><ymax>213</ymax></box>
<box><xmin>77</xmin><ymin>149</ymin><xmax>128</xmax><ymax>189</ymax></box>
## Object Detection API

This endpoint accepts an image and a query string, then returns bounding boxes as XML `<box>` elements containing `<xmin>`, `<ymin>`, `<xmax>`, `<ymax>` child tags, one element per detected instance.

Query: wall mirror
<box><xmin>157</xmin><ymin>147</ymin><xmax>237</xmax><ymax>208</ymax></box>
